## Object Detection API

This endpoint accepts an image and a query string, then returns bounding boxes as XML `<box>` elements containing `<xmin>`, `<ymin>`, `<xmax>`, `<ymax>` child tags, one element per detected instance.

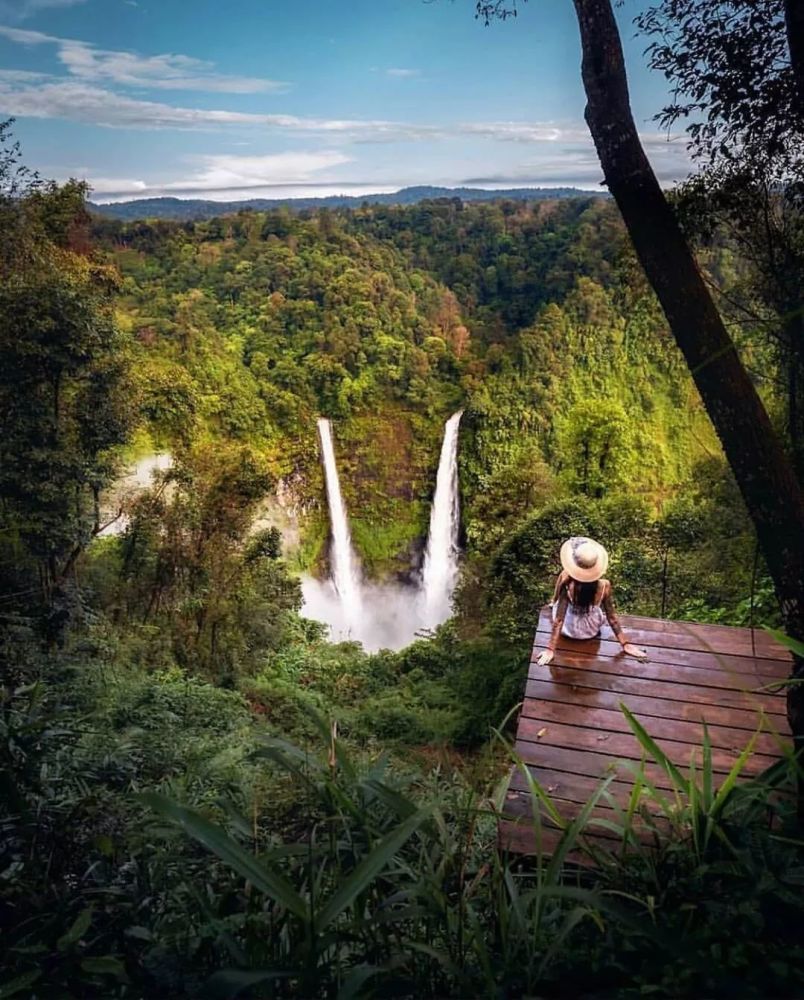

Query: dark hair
<box><xmin>568</xmin><ymin>578</ymin><xmax>598</xmax><ymax>614</ymax></box>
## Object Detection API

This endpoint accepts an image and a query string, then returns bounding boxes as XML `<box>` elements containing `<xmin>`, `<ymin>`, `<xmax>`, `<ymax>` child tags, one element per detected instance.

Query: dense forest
<box><xmin>3</xmin><ymin>0</ymin><xmax>804</xmax><ymax>979</ymax></box>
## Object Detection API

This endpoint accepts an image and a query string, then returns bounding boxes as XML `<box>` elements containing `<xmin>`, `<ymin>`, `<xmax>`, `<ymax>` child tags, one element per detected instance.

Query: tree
<box><xmin>475</xmin><ymin>1</ymin><xmax>804</xmax><ymax>766</ymax></box>
<box><xmin>0</xmin><ymin>134</ymin><xmax>135</xmax><ymax>631</ymax></box>
<box><xmin>560</xmin><ymin>399</ymin><xmax>633</xmax><ymax>499</ymax></box>
<box><xmin>571</xmin><ymin>0</ymin><xmax>804</xmax><ymax>611</ymax></box>
<box><xmin>118</xmin><ymin>443</ymin><xmax>300</xmax><ymax>681</ymax></box>
<box><xmin>636</xmin><ymin>0</ymin><xmax>804</xmax><ymax>479</ymax></box>
<box><xmin>784</xmin><ymin>0</ymin><xmax>804</xmax><ymax>102</ymax></box>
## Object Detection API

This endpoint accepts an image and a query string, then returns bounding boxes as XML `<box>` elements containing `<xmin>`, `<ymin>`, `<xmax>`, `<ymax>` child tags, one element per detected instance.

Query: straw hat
<box><xmin>560</xmin><ymin>536</ymin><xmax>608</xmax><ymax>583</ymax></box>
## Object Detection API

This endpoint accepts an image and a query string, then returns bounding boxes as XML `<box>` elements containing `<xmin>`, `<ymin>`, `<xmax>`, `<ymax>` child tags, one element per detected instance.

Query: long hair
<box><xmin>568</xmin><ymin>578</ymin><xmax>598</xmax><ymax>614</ymax></box>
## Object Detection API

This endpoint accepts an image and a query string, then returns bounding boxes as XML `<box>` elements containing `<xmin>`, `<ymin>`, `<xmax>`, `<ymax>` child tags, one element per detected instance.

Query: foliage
<box><xmin>136</xmin><ymin>721</ymin><xmax>804</xmax><ymax>999</ymax></box>
<box><xmin>99</xmin><ymin>443</ymin><xmax>302</xmax><ymax>682</ymax></box>
<box><xmin>636</xmin><ymin>0</ymin><xmax>804</xmax><ymax>478</ymax></box>
<box><xmin>0</xmin><ymin>158</ymin><xmax>135</xmax><ymax>639</ymax></box>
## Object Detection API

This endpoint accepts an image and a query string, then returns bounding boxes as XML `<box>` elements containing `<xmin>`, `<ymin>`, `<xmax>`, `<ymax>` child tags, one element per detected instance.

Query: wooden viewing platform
<box><xmin>500</xmin><ymin>607</ymin><xmax>794</xmax><ymax>856</ymax></box>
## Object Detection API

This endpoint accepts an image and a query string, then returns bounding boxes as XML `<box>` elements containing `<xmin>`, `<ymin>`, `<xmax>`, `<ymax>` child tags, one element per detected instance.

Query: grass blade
<box><xmin>315</xmin><ymin>808</ymin><xmax>430</xmax><ymax>932</ymax></box>
<box><xmin>763</xmin><ymin>627</ymin><xmax>804</xmax><ymax>659</ymax></box>
<box><xmin>620</xmin><ymin>703</ymin><xmax>687</xmax><ymax>791</ymax></box>
<box><xmin>710</xmin><ymin>727</ymin><xmax>759</xmax><ymax>822</ymax></box>
<box><xmin>140</xmin><ymin>793</ymin><xmax>308</xmax><ymax>920</ymax></box>
<box><xmin>545</xmin><ymin>773</ymin><xmax>617</xmax><ymax>881</ymax></box>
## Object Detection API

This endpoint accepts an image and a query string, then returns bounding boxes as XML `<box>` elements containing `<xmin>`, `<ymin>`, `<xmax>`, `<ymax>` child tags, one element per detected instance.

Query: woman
<box><xmin>536</xmin><ymin>536</ymin><xmax>648</xmax><ymax>666</ymax></box>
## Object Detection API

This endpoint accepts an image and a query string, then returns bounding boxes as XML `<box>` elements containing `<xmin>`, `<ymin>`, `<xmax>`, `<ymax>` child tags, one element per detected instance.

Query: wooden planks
<box><xmin>500</xmin><ymin>609</ymin><xmax>793</xmax><ymax>857</ymax></box>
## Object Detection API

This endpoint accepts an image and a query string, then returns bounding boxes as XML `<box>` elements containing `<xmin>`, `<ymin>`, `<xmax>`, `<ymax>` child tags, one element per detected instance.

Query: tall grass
<box><xmin>143</xmin><ymin>707</ymin><xmax>804</xmax><ymax>998</ymax></box>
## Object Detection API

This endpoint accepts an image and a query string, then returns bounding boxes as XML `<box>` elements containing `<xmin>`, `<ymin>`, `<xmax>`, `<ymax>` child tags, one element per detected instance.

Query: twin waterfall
<box><xmin>420</xmin><ymin>411</ymin><xmax>463</xmax><ymax>629</ymax></box>
<box><xmin>317</xmin><ymin>418</ymin><xmax>363</xmax><ymax>631</ymax></box>
<box><xmin>306</xmin><ymin>412</ymin><xmax>463</xmax><ymax>650</ymax></box>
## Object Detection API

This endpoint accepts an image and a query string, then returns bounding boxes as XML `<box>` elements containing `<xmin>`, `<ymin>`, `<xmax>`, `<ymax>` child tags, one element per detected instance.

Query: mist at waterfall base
<box><xmin>301</xmin><ymin>576</ymin><xmax>433</xmax><ymax>652</ymax></box>
<box><xmin>301</xmin><ymin>414</ymin><xmax>463</xmax><ymax>653</ymax></box>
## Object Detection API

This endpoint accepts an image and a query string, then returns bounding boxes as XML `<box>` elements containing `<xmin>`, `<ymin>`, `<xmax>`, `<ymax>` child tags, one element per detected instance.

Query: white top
<box><xmin>551</xmin><ymin>599</ymin><xmax>606</xmax><ymax>640</ymax></box>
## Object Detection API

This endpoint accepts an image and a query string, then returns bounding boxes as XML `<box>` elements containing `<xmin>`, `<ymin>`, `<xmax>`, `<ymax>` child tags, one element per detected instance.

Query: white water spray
<box><xmin>303</xmin><ymin>414</ymin><xmax>463</xmax><ymax>651</ymax></box>
<box><xmin>420</xmin><ymin>410</ymin><xmax>463</xmax><ymax>628</ymax></box>
<box><xmin>317</xmin><ymin>418</ymin><xmax>362</xmax><ymax>627</ymax></box>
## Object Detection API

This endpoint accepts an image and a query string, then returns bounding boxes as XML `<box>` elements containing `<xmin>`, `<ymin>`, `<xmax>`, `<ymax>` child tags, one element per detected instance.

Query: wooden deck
<box><xmin>500</xmin><ymin>608</ymin><xmax>793</xmax><ymax>856</ymax></box>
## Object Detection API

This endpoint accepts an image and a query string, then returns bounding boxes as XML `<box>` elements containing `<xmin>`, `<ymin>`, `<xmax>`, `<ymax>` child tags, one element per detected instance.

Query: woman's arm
<box><xmin>601</xmin><ymin>581</ymin><xmax>626</xmax><ymax>646</ymax></box>
<box><xmin>602</xmin><ymin>582</ymin><xmax>647</xmax><ymax>659</ymax></box>
<box><xmin>550</xmin><ymin>569</ymin><xmax>569</xmax><ymax>605</ymax></box>
<box><xmin>537</xmin><ymin>581</ymin><xmax>568</xmax><ymax>665</ymax></box>
<box><xmin>548</xmin><ymin>589</ymin><xmax>569</xmax><ymax>651</ymax></box>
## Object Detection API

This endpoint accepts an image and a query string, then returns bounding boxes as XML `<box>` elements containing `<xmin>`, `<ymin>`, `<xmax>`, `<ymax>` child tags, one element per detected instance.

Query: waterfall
<box><xmin>317</xmin><ymin>418</ymin><xmax>362</xmax><ymax>625</ymax></box>
<box><xmin>420</xmin><ymin>410</ymin><xmax>463</xmax><ymax>628</ymax></box>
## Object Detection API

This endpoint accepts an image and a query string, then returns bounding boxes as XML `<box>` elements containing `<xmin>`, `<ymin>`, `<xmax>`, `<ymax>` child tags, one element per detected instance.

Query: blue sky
<box><xmin>0</xmin><ymin>0</ymin><xmax>692</xmax><ymax>202</ymax></box>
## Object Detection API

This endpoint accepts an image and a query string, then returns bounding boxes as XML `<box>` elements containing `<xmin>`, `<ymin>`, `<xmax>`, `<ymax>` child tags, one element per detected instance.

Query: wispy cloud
<box><xmin>84</xmin><ymin>151</ymin><xmax>368</xmax><ymax>201</ymax></box>
<box><xmin>386</xmin><ymin>68</ymin><xmax>420</xmax><ymax>78</ymax></box>
<box><xmin>0</xmin><ymin>66</ymin><xmax>46</xmax><ymax>81</ymax></box>
<box><xmin>0</xmin><ymin>77</ymin><xmax>435</xmax><ymax>133</ymax></box>
<box><xmin>457</xmin><ymin>122</ymin><xmax>589</xmax><ymax>143</ymax></box>
<box><xmin>162</xmin><ymin>151</ymin><xmax>353</xmax><ymax>191</ymax></box>
<box><xmin>0</xmin><ymin>24</ymin><xmax>288</xmax><ymax>93</ymax></box>
<box><xmin>0</xmin><ymin>0</ymin><xmax>86</xmax><ymax>22</ymax></box>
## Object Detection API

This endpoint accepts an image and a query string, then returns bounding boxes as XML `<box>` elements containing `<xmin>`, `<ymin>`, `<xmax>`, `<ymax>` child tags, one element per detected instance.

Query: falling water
<box><xmin>420</xmin><ymin>411</ymin><xmax>463</xmax><ymax>628</ymax></box>
<box><xmin>317</xmin><ymin>418</ymin><xmax>362</xmax><ymax>626</ymax></box>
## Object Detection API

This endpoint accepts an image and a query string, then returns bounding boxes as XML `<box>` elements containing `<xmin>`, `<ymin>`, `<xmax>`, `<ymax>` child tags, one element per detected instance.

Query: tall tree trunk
<box><xmin>571</xmin><ymin>0</ymin><xmax>804</xmax><ymax>769</ymax></box>
<box><xmin>784</xmin><ymin>0</ymin><xmax>804</xmax><ymax>105</ymax></box>
<box><xmin>783</xmin><ymin>311</ymin><xmax>804</xmax><ymax>484</ymax></box>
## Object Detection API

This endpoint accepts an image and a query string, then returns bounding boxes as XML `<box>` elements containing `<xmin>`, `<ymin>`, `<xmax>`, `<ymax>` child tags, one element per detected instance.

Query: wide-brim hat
<box><xmin>560</xmin><ymin>536</ymin><xmax>608</xmax><ymax>583</ymax></box>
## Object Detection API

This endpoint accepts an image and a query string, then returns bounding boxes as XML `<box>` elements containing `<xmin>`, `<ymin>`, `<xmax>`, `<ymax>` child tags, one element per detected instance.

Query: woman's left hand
<box><xmin>623</xmin><ymin>642</ymin><xmax>648</xmax><ymax>660</ymax></box>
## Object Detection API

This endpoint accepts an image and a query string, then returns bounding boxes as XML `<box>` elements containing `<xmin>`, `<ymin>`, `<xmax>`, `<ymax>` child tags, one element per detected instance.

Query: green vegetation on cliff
<box><xmin>94</xmin><ymin>196</ymin><xmax>716</xmax><ymax>579</ymax></box>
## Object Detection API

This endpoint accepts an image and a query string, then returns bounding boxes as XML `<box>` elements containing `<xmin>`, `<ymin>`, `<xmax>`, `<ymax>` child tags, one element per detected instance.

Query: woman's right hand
<box><xmin>536</xmin><ymin>648</ymin><xmax>554</xmax><ymax>666</ymax></box>
<box><xmin>623</xmin><ymin>642</ymin><xmax>648</xmax><ymax>660</ymax></box>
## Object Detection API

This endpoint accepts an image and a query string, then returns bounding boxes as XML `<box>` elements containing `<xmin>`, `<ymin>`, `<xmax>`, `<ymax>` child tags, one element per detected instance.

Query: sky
<box><xmin>0</xmin><ymin>0</ymin><xmax>693</xmax><ymax>203</ymax></box>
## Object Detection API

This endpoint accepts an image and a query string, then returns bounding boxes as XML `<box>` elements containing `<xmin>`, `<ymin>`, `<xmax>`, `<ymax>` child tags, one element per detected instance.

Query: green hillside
<box><xmin>94</xmin><ymin>198</ymin><xmax>714</xmax><ymax>579</ymax></box>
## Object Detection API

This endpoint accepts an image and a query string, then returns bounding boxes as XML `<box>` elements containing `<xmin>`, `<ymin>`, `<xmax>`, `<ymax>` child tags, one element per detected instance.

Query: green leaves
<box><xmin>57</xmin><ymin>908</ymin><xmax>93</xmax><ymax>953</ymax></box>
<box><xmin>0</xmin><ymin>971</ymin><xmax>42</xmax><ymax>999</ymax></box>
<box><xmin>315</xmin><ymin>807</ymin><xmax>431</xmax><ymax>931</ymax></box>
<box><xmin>80</xmin><ymin>956</ymin><xmax>129</xmax><ymax>982</ymax></box>
<box><xmin>764</xmin><ymin>627</ymin><xmax>804</xmax><ymax>660</ymax></box>
<box><xmin>139</xmin><ymin>793</ymin><xmax>308</xmax><ymax>920</ymax></box>
<box><xmin>141</xmin><ymin>791</ymin><xmax>431</xmax><ymax>936</ymax></box>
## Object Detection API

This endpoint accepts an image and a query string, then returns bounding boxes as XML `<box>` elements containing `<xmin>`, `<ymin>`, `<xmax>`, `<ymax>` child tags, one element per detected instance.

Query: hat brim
<box><xmin>560</xmin><ymin>538</ymin><xmax>608</xmax><ymax>582</ymax></box>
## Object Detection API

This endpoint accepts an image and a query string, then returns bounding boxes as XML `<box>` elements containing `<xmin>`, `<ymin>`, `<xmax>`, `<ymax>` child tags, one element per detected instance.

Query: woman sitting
<box><xmin>536</xmin><ymin>536</ymin><xmax>647</xmax><ymax>666</ymax></box>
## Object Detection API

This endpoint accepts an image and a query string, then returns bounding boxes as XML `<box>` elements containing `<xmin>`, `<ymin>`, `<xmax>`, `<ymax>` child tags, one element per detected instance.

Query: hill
<box><xmin>88</xmin><ymin>185</ymin><xmax>606</xmax><ymax>221</ymax></box>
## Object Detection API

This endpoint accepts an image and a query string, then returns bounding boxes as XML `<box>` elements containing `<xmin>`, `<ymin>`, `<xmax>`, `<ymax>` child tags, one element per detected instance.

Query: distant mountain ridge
<box><xmin>89</xmin><ymin>185</ymin><xmax>607</xmax><ymax>221</ymax></box>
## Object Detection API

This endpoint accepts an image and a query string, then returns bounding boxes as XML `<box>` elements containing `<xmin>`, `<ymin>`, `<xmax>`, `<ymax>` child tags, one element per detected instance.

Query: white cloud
<box><xmin>0</xmin><ymin>78</ymin><xmax>266</xmax><ymax>126</ymax></box>
<box><xmin>0</xmin><ymin>25</ymin><xmax>56</xmax><ymax>43</ymax></box>
<box><xmin>386</xmin><ymin>68</ymin><xmax>420</xmax><ymax>78</ymax></box>
<box><xmin>0</xmin><ymin>24</ymin><xmax>287</xmax><ymax>93</ymax></box>
<box><xmin>83</xmin><ymin>151</ymin><xmax>377</xmax><ymax>201</ymax></box>
<box><xmin>0</xmin><ymin>0</ymin><xmax>86</xmax><ymax>22</ymax></box>
<box><xmin>0</xmin><ymin>76</ymin><xmax>579</xmax><ymax>143</ymax></box>
<box><xmin>85</xmin><ymin>176</ymin><xmax>150</xmax><ymax>194</ymax></box>
<box><xmin>163</xmin><ymin>151</ymin><xmax>353</xmax><ymax>191</ymax></box>
<box><xmin>0</xmin><ymin>45</ymin><xmax>693</xmax><ymax>190</ymax></box>
<box><xmin>0</xmin><ymin>66</ymin><xmax>45</xmax><ymax>81</ymax></box>
<box><xmin>0</xmin><ymin>76</ymin><xmax>437</xmax><ymax>133</ymax></box>
<box><xmin>457</xmin><ymin>122</ymin><xmax>589</xmax><ymax>143</ymax></box>
<box><xmin>96</xmin><ymin>182</ymin><xmax>400</xmax><ymax>204</ymax></box>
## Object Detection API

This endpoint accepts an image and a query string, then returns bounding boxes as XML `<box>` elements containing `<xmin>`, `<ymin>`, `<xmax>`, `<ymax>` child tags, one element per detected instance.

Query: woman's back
<box><xmin>553</xmin><ymin>573</ymin><xmax>608</xmax><ymax>639</ymax></box>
